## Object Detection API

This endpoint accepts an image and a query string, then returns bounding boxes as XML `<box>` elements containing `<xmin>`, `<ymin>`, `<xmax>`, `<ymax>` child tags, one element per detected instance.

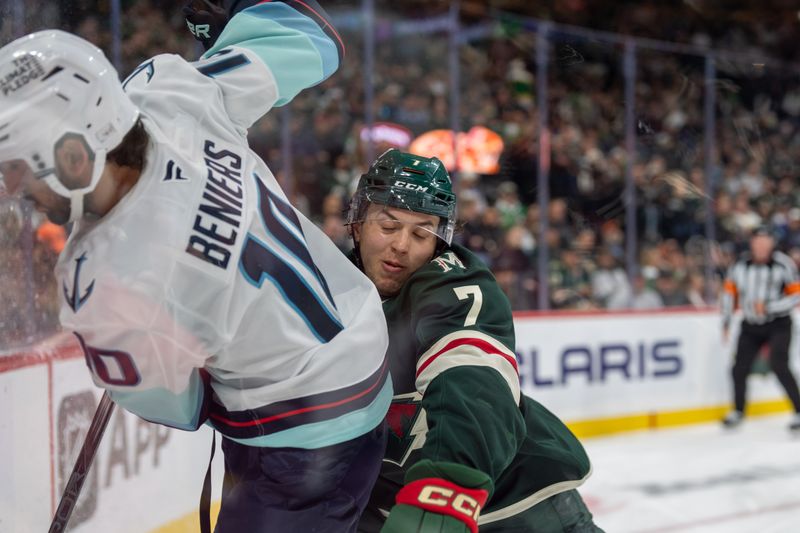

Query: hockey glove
<box><xmin>381</xmin><ymin>460</ymin><xmax>492</xmax><ymax>533</ymax></box>
<box><xmin>183</xmin><ymin>0</ymin><xmax>228</xmax><ymax>50</ymax></box>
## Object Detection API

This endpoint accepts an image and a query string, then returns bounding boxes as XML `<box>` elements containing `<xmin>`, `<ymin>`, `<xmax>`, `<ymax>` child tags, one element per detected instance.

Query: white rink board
<box><xmin>0</xmin><ymin>337</ymin><xmax>223</xmax><ymax>533</ymax></box>
<box><xmin>514</xmin><ymin>309</ymin><xmax>800</xmax><ymax>421</ymax></box>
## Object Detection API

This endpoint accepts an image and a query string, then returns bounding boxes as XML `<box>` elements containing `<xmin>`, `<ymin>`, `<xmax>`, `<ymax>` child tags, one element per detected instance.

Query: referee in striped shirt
<box><xmin>721</xmin><ymin>225</ymin><xmax>800</xmax><ymax>431</ymax></box>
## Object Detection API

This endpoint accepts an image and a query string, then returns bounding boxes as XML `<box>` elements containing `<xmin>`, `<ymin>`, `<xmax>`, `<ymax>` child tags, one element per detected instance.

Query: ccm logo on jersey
<box><xmin>394</xmin><ymin>180</ymin><xmax>428</xmax><ymax>193</ymax></box>
<box><xmin>396</xmin><ymin>478</ymin><xmax>489</xmax><ymax>533</ymax></box>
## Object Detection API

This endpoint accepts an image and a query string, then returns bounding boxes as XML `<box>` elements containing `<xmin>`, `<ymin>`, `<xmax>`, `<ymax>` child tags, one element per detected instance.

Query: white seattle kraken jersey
<box><xmin>55</xmin><ymin>18</ymin><xmax>390</xmax><ymax>449</ymax></box>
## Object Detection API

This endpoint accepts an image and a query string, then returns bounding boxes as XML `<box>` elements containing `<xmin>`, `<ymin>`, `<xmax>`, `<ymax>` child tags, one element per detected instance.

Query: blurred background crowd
<box><xmin>1</xmin><ymin>0</ymin><xmax>799</xmax><ymax>349</ymax></box>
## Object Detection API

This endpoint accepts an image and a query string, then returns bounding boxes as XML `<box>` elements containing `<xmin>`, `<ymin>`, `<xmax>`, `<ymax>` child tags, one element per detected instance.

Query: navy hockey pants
<box><xmin>215</xmin><ymin>421</ymin><xmax>387</xmax><ymax>533</ymax></box>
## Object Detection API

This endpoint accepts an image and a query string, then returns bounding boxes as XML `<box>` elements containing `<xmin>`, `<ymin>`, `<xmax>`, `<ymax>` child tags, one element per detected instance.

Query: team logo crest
<box><xmin>122</xmin><ymin>59</ymin><xmax>154</xmax><ymax>90</ymax></box>
<box><xmin>387</xmin><ymin>401</ymin><xmax>420</xmax><ymax>439</ymax></box>
<box><xmin>63</xmin><ymin>252</ymin><xmax>95</xmax><ymax>312</ymax></box>
<box><xmin>432</xmin><ymin>252</ymin><xmax>465</xmax><ymax>272</ymax></box>
<box><xmin>385</xmin><ymin>394</ymin><xmax>428</xmax><ymax>466</ymax></box>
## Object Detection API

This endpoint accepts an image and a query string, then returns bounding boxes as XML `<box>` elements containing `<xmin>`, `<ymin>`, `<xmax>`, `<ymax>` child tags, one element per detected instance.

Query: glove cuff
<box><xmin>395</xmin><ymin>478</ymin><xmax>488</xmax><ymax>533</ymax></box>
<box><xmin>405</xmin><ymin>459</ymin><xmax>494</xmax><ymax>495</ymax></box>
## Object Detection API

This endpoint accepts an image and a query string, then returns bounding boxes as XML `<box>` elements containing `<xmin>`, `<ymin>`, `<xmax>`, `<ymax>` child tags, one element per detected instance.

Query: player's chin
<box><xmin>376</xmin><ymin>277</ymin><xmax>404</xmax><ymax>299</ymax></box>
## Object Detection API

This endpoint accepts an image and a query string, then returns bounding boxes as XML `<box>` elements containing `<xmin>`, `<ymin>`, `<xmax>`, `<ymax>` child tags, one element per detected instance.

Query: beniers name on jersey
<box><xmin>185</xmin><ymin>140</ymin><xmax>246</xmax><ymax>270</ymax></box>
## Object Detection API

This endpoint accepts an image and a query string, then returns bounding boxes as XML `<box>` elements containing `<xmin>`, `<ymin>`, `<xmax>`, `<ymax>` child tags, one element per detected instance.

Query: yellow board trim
<box><xmin>566</xmin><ymin>398</ymin><xmax>793</xmax><ymax>439</ymax></box>
<box><xmin>150</xmin><ymin>399</ymin><xmax>793</xmax><ymax>532</ymax></box>
<box><xmin>151</xmin><ymin>501</ymin><xmax>220</xmax><ymax>533</ymax></box>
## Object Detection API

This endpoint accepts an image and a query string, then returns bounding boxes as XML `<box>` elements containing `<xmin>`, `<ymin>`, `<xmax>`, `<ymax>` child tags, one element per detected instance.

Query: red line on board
<box><xmin>0</xmin><ymin>340</ymin><xmax>83</xmax><ymax>374</ymax></box>
<box><xmin>48</xmin><ymin>360</ymin><xmax>55</xmax><ymax>518</ymax></box>
<box><xmin>513</xmin><ymin>306</ymin><xmax>716</xmax><ymax>319</ymax></box>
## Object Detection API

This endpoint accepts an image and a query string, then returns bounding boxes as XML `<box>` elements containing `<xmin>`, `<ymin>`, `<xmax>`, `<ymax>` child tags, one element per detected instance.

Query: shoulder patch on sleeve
<box><xmin>431</xmin><ymin>251</ymin><xmax>465</xmax><ymax>273</ymax></box>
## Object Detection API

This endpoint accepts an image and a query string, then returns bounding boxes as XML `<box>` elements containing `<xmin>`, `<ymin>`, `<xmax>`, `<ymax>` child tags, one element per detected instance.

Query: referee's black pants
<box><xmin>732</xmin><ymin>315</ymin><xmax>800</xmax><ymax>413</ymax></box>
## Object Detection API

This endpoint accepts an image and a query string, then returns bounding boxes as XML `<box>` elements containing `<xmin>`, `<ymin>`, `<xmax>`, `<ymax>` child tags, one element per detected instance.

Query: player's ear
<box><xmin>351</xmin><ymin>222</ymin><xmax>362</xmax><ymax>241</ymax></box>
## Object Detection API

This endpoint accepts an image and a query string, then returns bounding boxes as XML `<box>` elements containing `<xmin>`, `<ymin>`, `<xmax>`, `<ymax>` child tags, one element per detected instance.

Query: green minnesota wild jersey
<box><xmin>359</xmin><ymin>244</ymin><xmax>592</xmax><ymax>531</ymax></box>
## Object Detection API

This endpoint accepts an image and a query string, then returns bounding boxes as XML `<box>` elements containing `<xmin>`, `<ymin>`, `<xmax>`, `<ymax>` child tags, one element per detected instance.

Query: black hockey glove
<box><xmin>183</xmin><ymin>0</ymin><xmax>229</xmax><ymax>50</ymax></box>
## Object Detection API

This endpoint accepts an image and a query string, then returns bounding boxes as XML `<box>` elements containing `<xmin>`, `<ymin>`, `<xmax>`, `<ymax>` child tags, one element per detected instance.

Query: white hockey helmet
<box><xmin>0</xmin><ymin>30</ymin><xmax>139</xmax><ymax>222</ymax></box>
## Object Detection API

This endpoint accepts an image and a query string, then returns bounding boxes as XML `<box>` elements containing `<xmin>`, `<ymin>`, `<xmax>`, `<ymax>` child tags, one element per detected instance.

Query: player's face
<box><xmin>355</xmin><ymin>204</ymin><xmax>439</xmax><ymax>298</ymax></box>
<box><xmin>0</xmin><ymin>159</ymin><xmax>71</xmax><ymax>225</ymax></box>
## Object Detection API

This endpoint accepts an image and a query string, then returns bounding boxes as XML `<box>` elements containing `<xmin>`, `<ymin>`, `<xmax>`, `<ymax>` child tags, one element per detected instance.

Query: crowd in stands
<box><xmin>0</xmin><ymin>202</ymin><xmax>62</xmax><ymax>348</ymax></box>
<box><xmin>2</xmin><ymin>0</ymin><xmax>799</xmax><ymax>349</ymax></box>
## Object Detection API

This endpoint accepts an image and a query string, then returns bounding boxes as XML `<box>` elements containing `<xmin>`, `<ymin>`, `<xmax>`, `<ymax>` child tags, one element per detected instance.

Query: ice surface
<box><xmin>581</xmin><ymin>414</ymin><xmax>800</xmax><ymax>532</ymax></box>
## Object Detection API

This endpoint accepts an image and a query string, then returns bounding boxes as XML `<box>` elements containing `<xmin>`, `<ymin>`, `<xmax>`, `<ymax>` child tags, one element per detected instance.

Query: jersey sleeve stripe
<box><xmin>415</xmin><ymin>331</ymin><xmax>520</xmax><ymax>403</ymax></box>
<box><xmin>417</xmin><ymin>337</ymin><xmax>519</xmax><ymax>378</ymax></box>
<box><xmin>417</xmin><ymin>330</ymin><xmax>518</xmax><ymax>373</ymax></box>
<box><xmin>415</xmin><ymin>345</ymin><xmax>521</xmax><ymax>404</ymax></box>
<box><xmin>208</xmin><ymin>356</ymin><xmax>389</xmax><ymax>436</ymax></box>
<box><xmin>197</xmin><ymin>53</ymin><xmax>251</xmax><ymax>77</ymax></box>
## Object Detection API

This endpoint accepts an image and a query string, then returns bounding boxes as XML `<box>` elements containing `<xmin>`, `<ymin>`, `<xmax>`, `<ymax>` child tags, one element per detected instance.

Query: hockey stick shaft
<box><xmin>49</xmin><ymin>391</ymin><xmax>115</xmax><ymax>533</ymax></box>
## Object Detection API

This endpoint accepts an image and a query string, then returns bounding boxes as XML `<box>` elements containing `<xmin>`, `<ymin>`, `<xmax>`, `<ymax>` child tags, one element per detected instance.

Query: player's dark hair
<box><xmin>107</xmin><ymin>118</ymin><xmax>148</xmax><ymax>171</ymax></box>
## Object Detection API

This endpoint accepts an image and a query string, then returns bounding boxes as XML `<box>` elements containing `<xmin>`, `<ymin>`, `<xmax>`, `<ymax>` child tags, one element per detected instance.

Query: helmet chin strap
<box><xmin>68</xmin><ymin>192</ymin><xmax>84</xmax><ymax>223</ymax></box>
<box><xmin>69</xmin><ymin>151</ymin><xmax>107</xmax><ymax>223</ymax></box>
<box><xmin>40</xmin><ymin>149</ymin><xmax>108</xmax><ymax>224</ymax></box>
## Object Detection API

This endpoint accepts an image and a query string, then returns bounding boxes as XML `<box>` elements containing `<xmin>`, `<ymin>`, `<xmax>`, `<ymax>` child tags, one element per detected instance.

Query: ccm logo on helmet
<box><xmin>417</xmin><ymin>485</ymin><xmax>481</xmax><ymax>520</ymax></box>
<box><xmin>394</xmin><ymin>180</ymin><xmax>429</xmax><ymax>193</ymax></box>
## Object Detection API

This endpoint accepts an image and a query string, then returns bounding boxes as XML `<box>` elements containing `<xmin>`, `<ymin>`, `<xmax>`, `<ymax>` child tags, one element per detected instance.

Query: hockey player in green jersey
<box><xmin>348</xmin><ymin>149</ymin><xmax>601</xmax><ymax>532</ymax></box>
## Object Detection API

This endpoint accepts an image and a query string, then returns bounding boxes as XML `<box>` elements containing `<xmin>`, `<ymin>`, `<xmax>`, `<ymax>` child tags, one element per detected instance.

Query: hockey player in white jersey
<box><xmin>0</xmin><ymin>2</ymin><xmax>390</xmax><ymax>531</ymax></box>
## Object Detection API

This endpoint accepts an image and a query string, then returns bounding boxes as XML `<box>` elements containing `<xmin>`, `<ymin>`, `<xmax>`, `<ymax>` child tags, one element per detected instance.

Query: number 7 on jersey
<box><xmin>454</xmin><ymin>285</ymin><xmax>483</xmax><ymax>327</ymax></box>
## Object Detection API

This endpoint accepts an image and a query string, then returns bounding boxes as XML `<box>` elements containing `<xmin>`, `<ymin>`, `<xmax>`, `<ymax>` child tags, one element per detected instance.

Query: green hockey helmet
<box><xmin>347</xmin><ymin>149</ymin><xmax>456</xmax><ymax>245</ymax></box>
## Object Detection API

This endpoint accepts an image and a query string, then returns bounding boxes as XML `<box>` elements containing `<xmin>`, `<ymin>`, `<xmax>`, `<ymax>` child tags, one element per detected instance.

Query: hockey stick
<box><xmin>49</xmin><ymin>391</ymin><xmax>115</xmax><ymax>533</ymax></box>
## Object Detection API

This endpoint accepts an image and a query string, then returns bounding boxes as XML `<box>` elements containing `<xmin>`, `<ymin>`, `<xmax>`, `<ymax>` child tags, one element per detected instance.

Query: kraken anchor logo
<box><xmin>63</xmin><ymin>252</ymin><xmax>95</xmax><ymax>312</ymax></box>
